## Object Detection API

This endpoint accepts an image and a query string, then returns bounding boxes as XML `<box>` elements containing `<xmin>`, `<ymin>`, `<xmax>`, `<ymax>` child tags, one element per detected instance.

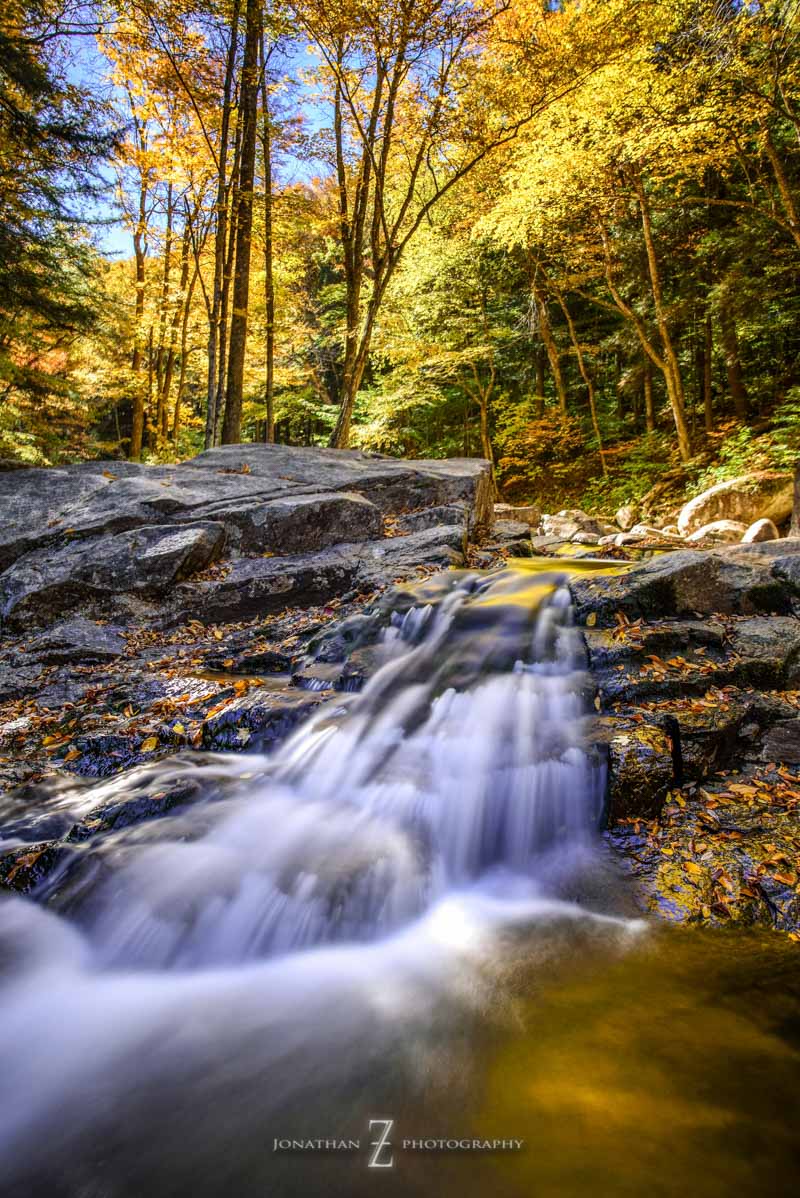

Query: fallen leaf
<box><xmin>140</xmin><ymin>736</ymin><xmax>159</xmax><ymax>753</ymax></box>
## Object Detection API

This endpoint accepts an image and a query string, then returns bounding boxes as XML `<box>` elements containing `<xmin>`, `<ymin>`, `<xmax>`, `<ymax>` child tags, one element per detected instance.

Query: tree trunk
<box><xmin>632</xmin><ymin>175</ymin><xmax>691</xmax><ymax>462</ymax></box>
<box><xmin>155</xmin><ymin>182</ymin><xmax>175</xmax><ymax>449</ymax></box>
<box><xmin>534</xmin><ymin>346</ymin><xmax>545</xmax><ymax>419</ymax></box>
<box><xmin>130</xmin><ymin>171</ymin><xmax>148</xmax><ymax>461</ymax></box>
<box><xmin>703</xmin><ymin>312</ymin><xmax>713</xmax><ymax>433</ymax></box>
<box><xmin>216</xmin><ymin>112</ymin><xmax>243</xmax><ymax>442</ymax></box>
<box><xmin>205</xmin><ymin>0</ymin><xmax>240</xmax><ymax>450</ymax></box>
<box><xmin>556</xmin><ymin>289</ymin><xmax>606</xmax><ymax>474</ymax></box>
<box><xmin>644</xmin><ymin>359</ymin><xmax>655</xmax><ymax>432</ymax></box>
<box><xmin>260</xmin><ymin>31</ymin><xmax>275</xmax><ymax>443</ymax></box>
<box><xmin>222</xmin><ymin>0</ymin><xmax>260</xmax><ymax>445</ymax></box>
<box><xmin>718</xmin><ymin>299</ymin><xmax>748</xmax><ymax>419</ymax></box>
<box><xmin>533</xmin><ymin>282</ymin><xmax>567</xmax><ymax>420</ymax></box>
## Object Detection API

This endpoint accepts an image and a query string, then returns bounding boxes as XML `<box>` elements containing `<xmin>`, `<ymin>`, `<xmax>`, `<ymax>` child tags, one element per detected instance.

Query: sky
<box><xmin>64</xmin><ymin>20</ymin><xmax>323</xmax><ymax>261</ymax></box>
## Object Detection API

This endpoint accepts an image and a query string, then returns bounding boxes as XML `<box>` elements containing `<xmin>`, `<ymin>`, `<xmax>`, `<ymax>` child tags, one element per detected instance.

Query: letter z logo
<box><xmin>367</xmin><ymin>1119</ymin><xmax>394</xmax><ymax>1168</ymax></box>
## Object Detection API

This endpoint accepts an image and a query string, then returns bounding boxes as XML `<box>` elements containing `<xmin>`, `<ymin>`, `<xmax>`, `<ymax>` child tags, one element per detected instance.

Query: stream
<box><xmin>1</xmin><ymin>565</ymin><xmax>799</xmax><ymax>1196</ymax></box>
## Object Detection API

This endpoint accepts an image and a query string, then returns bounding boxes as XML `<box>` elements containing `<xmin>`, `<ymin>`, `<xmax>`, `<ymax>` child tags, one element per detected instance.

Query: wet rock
<box><xmin>571</xmin><ymin>541</ymin><xmax>800</xmax><ymax>625</ymax></box>
<box><xmin>485</xmin><ymin>520</ymin><xmax>533</xmax><ymax>556</ymax></box>
<box><xmin>759</xmin><ymin>720</ymin><xmax>800</xmax><ymax>764</ymax></box>
<box><xmin>610</xmin><ymin>768</ymin><xmax>800</xmax><ymax>932</ymax></box>
<box><xmin>0</xmin><ymin>446</ymin><xmax>493</xmax><ymax>574</ymax></box>
<box><xmin>793</xmin><ymin>460</ymin><xmax>800</xmax><ymax>535</ymax></box>
<box><xmin>203</xmin><ymin>647</ymin><xmax>294</xmax><ymax>675</ymax></box>
<box><xmin>172</xmin><ymin>526</ymin><xmax>465</xmax><ymax>626</ymax></box>
<box><xmin>677</xmin><ymin>470</ymin><xmax>794</xmax><ymax>536</ymax></box>
<box><xmin>306</xmin><ymin>611</ymin><xmax>385</xmax><ymax>663</ymax></box>
<box><xmin>494</xmin><ymin>503</ymin><xmax>541</xmax><ymax>527</ymax></box>
<box><xmin>0</xmin><ymin>663</ymin><xmax>46</xmax><ymax>703</ymax></box>
<box><xmin>354</xmin><ymin>524</ymin><xmax>465</xmax><ymax>586</ymax></box>
<box><xmin>0</xmin><ymin>841</ymin><xmax>67</xmax><ymax>894</ymax></box>
<box><xmin>201</xmin><ymin>688</ymin><xmax>325</xmax><ymax>751</ymax></box>
<box><xmin>202</xmin><ymin>491</ymin><xmax>383</xmax><ymax>555</ymax></box>
<box><xmin>686</xmin><ymin>519</ymin><xmax>747</xmax><ymax>544</ymax></box>
<box><xmin>396</xmin><ymin>504</ymin><xmax>467</xmax><ymax>533</ymax></box>
<box><xmin>26</xmin><ymin>616</ymin><xmax>126</xmax><ymax>664</ymax></box>
<box><xmin>615</xmin><ymin>505</ymin><xmax>639</xmax><ymax>532</ymax></box>
<box><xmin>174</xmin><ymin>551</ymin><xmax>360</xmax><ymax>624</ymax></box>
<box><xmin>605</xmin><ymin>721</ymin><xmax>675</xmax><ymax>820</ymax></box>
<box><xmin>726</xmin><ymin>616</ymin><xmax>800</xmax><ymax>687</ymax></box>
<box><xmin>0</xmin><ymin>523</ymin><xmax>226</xmax><ymax>628</ymax></box>
<box><xmin>66</xmin><ymin>776</ymin><xmax>206</xmax><ymax>840</ymax></box>
<box><xmin>742</xmin><ymin>518</ymin><xmax>779</xmax><ymax>544</ymax></box>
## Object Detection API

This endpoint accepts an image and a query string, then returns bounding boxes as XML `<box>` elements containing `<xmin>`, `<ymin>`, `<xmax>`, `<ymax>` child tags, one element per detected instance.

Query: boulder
<box><xmin>615</xmin><ymin>505</ymin><xmax>639</xmax><ymax>532</ymax></box>
<box><xmin>606</xmin><ymin>722</ymin><xmax>675</xmax><ymax>820</ymax></box>
<box><xmin>540</xmin><ymin>514</ymin><xmax>583</xmax><ymax>540</ymax></box>
<box><xmin>0</xmin><ymin>523</ymin><xmax>226</xmax><ymax>628</ymax></box>
<box><xmin>396</xmin><ymin>504</ymin><xmax>467</xmax><ymax>533</ymax></box>
<box><xmin>742</xmin><ymin>518</ymin><xmax>779</xmax><ymax>544</ymax></box>
<box><xmin>542</xmin><ymin>512</ymin><xmax>615</xmax><ymax>540</ymax></box>
<box><xmin>197</xmin><ymin>492</ymin><xmax>383</xmax><ymax>554</ymax></box>
<box><xmin>677</xmin><ymin>470</ymin><xmax>794</xmax><ymax>536</ymax></box>
<box><xmin>26</xmin><ymin>617</ymin><xmax>126</xmax><ymax>664</ymax></box>
<box><xmin>570</xmin><ymin>539</ymin><xmax>800</xmax><ymax>625</ymax></box>
<box><xmin>173</xmin><ymin>526</ymin><xmax>466</xmax><ymax>625</ymax></box>
<box><xmin>686</xmin><ymin>519</ymin><xmax>747</xmax><ymax>544</ymax></box>
<box><xmin>486</xmin><ymin>520</ymin><xmax>533</xmax><ymax>555</ymax></box>
<box><xmin>629</xmin><ymin>524</ymin><xmax>685</xmax><ymax>543</ymax></box>
<box><xmin>792</xmin><ymin>460</ymin><xmax>799</xmax><ymax>536</ymax></box>
<box><xmin>0</xmin><ymin>445</ymin><xmax>493</xmax><ymax>574</ymax></box>
<box><xmin>494</xmin><ymin>503</ymin><xmax>541</xmax><ymax>527</ymax></box>
<box><xmin>759</xmin><ymin>719</ymin><xmax>800</xmax><ymax>764</ymax></box>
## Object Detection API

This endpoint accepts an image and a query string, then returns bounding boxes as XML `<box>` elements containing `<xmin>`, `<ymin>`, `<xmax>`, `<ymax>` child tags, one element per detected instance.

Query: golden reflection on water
<box><xmin>473</xmin><ymin>929</ymin><xmax>800</xmax><ymax>1198</ymax></box>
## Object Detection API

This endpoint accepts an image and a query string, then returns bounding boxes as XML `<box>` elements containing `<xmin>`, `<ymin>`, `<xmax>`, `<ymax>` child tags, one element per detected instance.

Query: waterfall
<box><xmin>0</xmin><ymin>566</ymin><xmax>638</xmax><ymax>1196</ymax></box>
<box><xmin>47</xmin><ymin>569</ymin><xmax>606</xmax><ymax>969</ymax></box>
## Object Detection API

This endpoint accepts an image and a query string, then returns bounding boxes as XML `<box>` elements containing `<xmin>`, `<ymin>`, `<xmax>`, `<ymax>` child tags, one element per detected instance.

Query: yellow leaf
<box><xmin>140</xmin><ymin>736</ymin><xmax>159</xmax><ymax>752</ymax></box>
<box><xmin>213</xmin><ymin>629</ymin><xmax>223</xmax><ymax>640</ymax></box>
<box><xmin>64</xmin><ymin>748</ymin><xmax>81</xmax><ymax>763</ymax></box>
<box><xmin>585</xmin><ymin>612</ymin><xmax>597</xmax><ymax>626</ymax></box>
<box><xmin>173</xmin><ymin>722</ymin><xmax>185</xmax><ymax>735</ymax></box>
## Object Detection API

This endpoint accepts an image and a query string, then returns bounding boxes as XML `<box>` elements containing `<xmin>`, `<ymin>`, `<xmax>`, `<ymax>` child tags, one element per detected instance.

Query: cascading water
<box><xmin>0</xmin><ymin>566</ymin><xmax>641</xmax><ymax>1197</ymax></box>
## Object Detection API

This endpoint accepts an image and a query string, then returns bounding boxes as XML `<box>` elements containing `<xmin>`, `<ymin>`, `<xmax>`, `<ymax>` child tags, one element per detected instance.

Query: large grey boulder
<box><xmin>202</xmin><ymin>492</ymin><xmax>383</xmax><ymax>554</ymax></box>
<box><xmin>0</xmin><ymin>523</ymin><xmax>225</xmax><ymax>626</ymax></box>
<box><xmin>172</xmin><ymin>525</ymin><xmax>466</xmax><ymax>625</ymax></box>
<box><xmin>0</xmin><ymin>446</ymin><xmax>491</xmax><ymax>571</ymax></box>
<box><xmin>677</xmin><ymin>470</ymin><xmax>794</xmax><ymax>536</ymax></box>
<box><xmin>685</xmin><ymin>519</ymin><xmax>747</xmax><ymax>544</ymax></box>
<box><xmin>571</xmin><ymin>539</ymin><xmax>800</xmax><ymax>624</ymax></box>
<box><xmin>0</xmin><ymin>445</ymin><xmax>491</xmax><ymax>630</ymax></box>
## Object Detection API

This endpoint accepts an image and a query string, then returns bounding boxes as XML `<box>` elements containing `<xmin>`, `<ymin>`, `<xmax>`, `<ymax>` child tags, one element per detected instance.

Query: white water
<box><xmin>0</xmin><ymin>568</ymin><xmax>641</xmax><ymax>1195</ymax></box>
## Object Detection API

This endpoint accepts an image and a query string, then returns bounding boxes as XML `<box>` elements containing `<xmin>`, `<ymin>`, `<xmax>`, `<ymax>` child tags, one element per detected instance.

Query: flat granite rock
<box><xmin>0</xmin><ymin>523</ymin><xmax>226</xmax><ymax>627</ymax></box>
<box><xmin>0</xmin><ymin>445</ymin><xmax>492</xmax><ymax>575</ymax></box>
<box><xmin>571</xmin><ymin>539</ymin><xmax>800</xmax><ymax>624</ymax></box>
